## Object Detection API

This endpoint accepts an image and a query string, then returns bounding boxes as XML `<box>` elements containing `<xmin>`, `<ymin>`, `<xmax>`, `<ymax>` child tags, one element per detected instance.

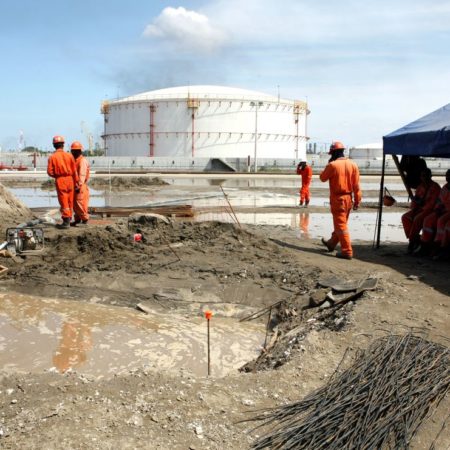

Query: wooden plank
<box><xmin>88</xmin><ymin>205</ymin><xmax>194</xmax><ymax>218</ymax></box>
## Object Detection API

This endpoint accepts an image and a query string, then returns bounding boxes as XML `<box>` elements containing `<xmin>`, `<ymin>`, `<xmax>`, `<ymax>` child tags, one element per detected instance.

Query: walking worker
<box><xmin>70</xmin><ymin>141</ymin><xmax>90</xmax><ymax>226</ymax></box>
<box><xmin>319</xmin><ymin>141</ymin><xmax>361</xmax><ymax>260</ymax></box>
<box><xmin>401</xmin><ymin>168</ymin><xmax>440</xmax><ymax>253</ymax></box>
<box><xmin>296</xmin><ymin>161</ymin><xmax>313</xmax><ymax>207</ymax></box>
<box><xmin>47</xmin><ymin>135</ymin><xmax>78</xmax><ymax>229</ymax></box>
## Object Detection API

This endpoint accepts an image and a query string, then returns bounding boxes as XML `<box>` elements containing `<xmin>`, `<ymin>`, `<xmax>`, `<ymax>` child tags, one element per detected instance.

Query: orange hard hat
<box><xmin>71</xmin><ymin>141</ymin><xmax>83</xmax><ymax>151</ymax></box>
<box><xmin>53</xmin><ymin>135</ymin><xmax>65</xmax><ymax>144</ymax></box>
<box><xmin>329</xmin><ymin>141</ymin><xmax>345</xmax><ymax>154</ymax></box>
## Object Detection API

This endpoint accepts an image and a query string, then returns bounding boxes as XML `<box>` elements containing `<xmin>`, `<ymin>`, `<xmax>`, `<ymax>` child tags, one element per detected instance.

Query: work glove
<box><xmin>75</xmin><ymin>187</ymin><xmax>80</xmax><ymax>193</ymax></box>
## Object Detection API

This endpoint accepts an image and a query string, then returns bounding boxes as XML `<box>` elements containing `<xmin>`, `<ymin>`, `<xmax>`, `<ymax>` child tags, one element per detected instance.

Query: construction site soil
<box><xmin>39</xmin><ymin>176</ymin><xmax>169</xmax><ymax>191</ymax></box>
<box><xmin>0</xmin><ymin>182</ymin><xmax>449</xmax><ymax>449</ymax></box>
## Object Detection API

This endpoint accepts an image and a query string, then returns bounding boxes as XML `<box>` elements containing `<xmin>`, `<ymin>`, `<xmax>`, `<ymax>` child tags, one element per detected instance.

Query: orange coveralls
<box><xmin>73</xmin><ymin>156</ymin><xmax>90</xmax><ymax>222</ymax></box>
<box><xmin>297</xmin><ymin>164</ymin><xmax>313</xmax><ymax>204</ymax></box>
<box><xmin>401</xmin><ymin>181</ymin><xmax>441</xmax><ymax>241</ymax></box>
<box><xmin>421</xmin><ymin>184</ymin><xmax>450</xmax><ymax>243</ymax></box>
<box><xmin>320</xmin><ymin>158</ymin><xmax>362</xmax><ymax>257</ymax></box>
<box><xmin>47</xmin><ymin>149</ymin><xmax>78</xmax><ymax>220</ymax></box>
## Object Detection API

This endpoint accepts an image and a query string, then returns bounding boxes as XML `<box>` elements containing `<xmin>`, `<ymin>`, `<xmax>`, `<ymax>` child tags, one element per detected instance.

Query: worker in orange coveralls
<box><xmin>70</xmin><ymin>141</ymin><xmax>90</xmax><ymax>226</ymax></box>
<box><xmin>401</xmin><ymin>168</ymin><xmax>440</xmax><ymax>253</ymax></box>
<box><xmin>415</xmin><ymin>169</ymin><xmax>450</xmax><ymax>256</ymax></box>
<box><xmin>319</xmin><ymin>141</ymin><xmax>362</xmax><ymax>260</ymax></box>
<box><xmin>296</xmin><ymin>161</ymin><xmax>313</xmax><ymax>207</ymax></box>
<box><xmin>47</xmin><ymin>136</ymin><xmax>78</xmax><ymax>229</ymax></box>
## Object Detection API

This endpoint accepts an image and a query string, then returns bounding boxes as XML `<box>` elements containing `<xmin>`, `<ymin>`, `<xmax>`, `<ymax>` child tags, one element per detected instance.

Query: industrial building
<box><xmin>101</xmin><ymin>86</ymin><xmax>309</xmax><ymax>163</ymax></box>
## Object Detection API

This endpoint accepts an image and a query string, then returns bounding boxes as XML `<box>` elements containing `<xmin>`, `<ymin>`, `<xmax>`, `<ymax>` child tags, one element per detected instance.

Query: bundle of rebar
<box><xmin>247</xmin><ymin>334</ymin><xmax>450</xmax><ymax>449</ymax></box>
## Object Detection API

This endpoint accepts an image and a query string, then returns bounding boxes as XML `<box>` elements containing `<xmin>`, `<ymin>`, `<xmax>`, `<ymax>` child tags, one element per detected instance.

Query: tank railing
<box><xmin>113</xmin><ymin>92</ymin><xmax>295</xmax><ymax>104</ymax></box>
<box><xmin>104</xmin><ymin>131</ymin><xmax>304</xmax><ymax>136</ymax></box>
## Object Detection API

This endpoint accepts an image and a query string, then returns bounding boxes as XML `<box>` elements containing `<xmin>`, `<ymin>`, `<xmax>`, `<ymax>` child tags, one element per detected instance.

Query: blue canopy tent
<box><xmin>375</xmin><ymin>104</ymin><xmax>450</xmax><ymax>247</ymax></box>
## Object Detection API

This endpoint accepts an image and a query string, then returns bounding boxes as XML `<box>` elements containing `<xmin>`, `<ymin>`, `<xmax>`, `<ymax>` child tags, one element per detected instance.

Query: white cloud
<box><xmin>142</xmin><ymin>6</ymin><xmax>228</xmax><ymax>54</ymax></box>
<box><xmin>126</xmin><ymin>1</ymin><xmax>450</xmax><ymax>144</ymax></box>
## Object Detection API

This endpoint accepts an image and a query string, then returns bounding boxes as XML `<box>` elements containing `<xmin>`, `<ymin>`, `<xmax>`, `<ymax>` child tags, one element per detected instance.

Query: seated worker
<box><xmin>399</xmin><ymin>156</ymin><xmax>427</xmax><ymax>189</ymax></box>
<box><xmin>415</xmin><ymin>169</ymin><xmax>450</xmax><ymax>256</ymax></box>
<box><xmin>401</xmin><ymin>168</ymin><xmax>440</xmax><ymax>253</ymax></box>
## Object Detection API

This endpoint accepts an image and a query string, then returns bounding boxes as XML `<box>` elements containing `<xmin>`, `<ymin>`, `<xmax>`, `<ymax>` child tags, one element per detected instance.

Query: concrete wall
<box><xmin>2</xmin><ymin>153</ymin><xmax>450</xmax><ymax>175</ymax></box>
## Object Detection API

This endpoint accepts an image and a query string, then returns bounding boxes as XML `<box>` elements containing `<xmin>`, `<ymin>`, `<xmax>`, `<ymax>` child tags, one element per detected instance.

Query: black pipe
<box><xmin>375</xmin><ymin>153</ymin><xmax>386</xmax><ymax>248</ymax></box>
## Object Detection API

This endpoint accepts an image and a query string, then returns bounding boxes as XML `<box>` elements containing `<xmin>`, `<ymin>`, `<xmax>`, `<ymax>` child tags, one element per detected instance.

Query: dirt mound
<box><xmin>89</xmin><ymin>176</ymin><xmax>168</xmax><ymax>190</ymax></box>
<box><xmin>40</xmin><ymin>176</ymin><xmax>168</xmax><ymax>191</ymax></box>
<box><xmin>5</xmin><ymin>220</ymin><xmax>320</xmax><ymax>316</ymax></box>
<box><xmin>11</xmin><ymin>221</ymin><xmax>292</xmax><ymax>276</ymax></box>
<box><xmin>0</xmin><ymin>183</ymin><xmax>33</xmax><ymax>231</ymax></box>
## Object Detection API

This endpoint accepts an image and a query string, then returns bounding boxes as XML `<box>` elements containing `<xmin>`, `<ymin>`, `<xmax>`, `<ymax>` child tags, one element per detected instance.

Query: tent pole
<box><xmin>375</xmin><ymin>153</ymin><xmax>386</xmax><ymax>248</ymax></box>
<box><xmin>392</xmin><ymin>154</ymin><xmax>413</xmax><ymax>199</ymax></box>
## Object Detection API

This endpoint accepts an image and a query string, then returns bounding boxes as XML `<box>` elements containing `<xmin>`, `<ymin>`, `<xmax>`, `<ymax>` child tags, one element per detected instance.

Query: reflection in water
<box><xmin>0</xmin><ymin>292</ymin><xmax>264</xmax><ymax>378</ymax></box>
<box><xmin>194</xmin><ymin>211</ymin><xmax>407</xmax><ymax>243</ymax></box>
<box><xmin>10</xmin><ymin>187</ymin><xmax>106</xmax><ymax>209</ymax></box>
<box><xmin>207</xmin><ymin>178</ymin><xmax>227</xmax><ymax>186</ymax></box>
<box><xmin>53</xmin><ymin>321</ymin><xmax>93</xmax><ymax>373</ymax></box>
<box><xmin>299</xmin><ymin>211</ymin><xmax>310</xmax><ymax>239</ymax></box>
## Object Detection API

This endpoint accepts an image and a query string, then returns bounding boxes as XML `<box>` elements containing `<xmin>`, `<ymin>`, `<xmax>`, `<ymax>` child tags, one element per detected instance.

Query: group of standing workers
<box><xmin>297</xmin><ymin>141</ymin><xmax>361</xmax><ymax>260</ymax></box>
<box><xmin>47</xmin><ymin>135</ymin><xmax>90</xmax><ymax>229</ymax></box>
<box><xmin>47</xmin><ymin>134</ymin><xmax>362</xmax><ymax>254</ymax></box>
<box><xmin>402</xmin><ymin>167</ymin><xmax>450</xmax><ymax>259</ymax></box>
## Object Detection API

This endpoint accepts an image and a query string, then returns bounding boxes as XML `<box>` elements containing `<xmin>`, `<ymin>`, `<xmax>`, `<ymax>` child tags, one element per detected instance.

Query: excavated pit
<box><xmin>0</xmin><ymin>215</ymin><xmax>358</xmax><ymax>376</ymax></box>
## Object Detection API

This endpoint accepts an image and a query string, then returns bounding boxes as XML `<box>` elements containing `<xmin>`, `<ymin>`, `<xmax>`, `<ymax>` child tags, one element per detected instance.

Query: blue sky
<box><xmin>1</xmin><ymin>0</ymin><xmax>450</xmax><ymax>151</ymax></box>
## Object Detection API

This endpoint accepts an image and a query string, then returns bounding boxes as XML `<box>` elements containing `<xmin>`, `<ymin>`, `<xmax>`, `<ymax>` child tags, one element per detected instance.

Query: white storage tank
<box><xmin>101</xmin><ymin>85</ymin><xmax>309</xmax><ymax>160</ymax></box>
<box><xmin>349</xmin><ymin>143</ymin><xmax>383</xmax><ymax>160</ymax></box>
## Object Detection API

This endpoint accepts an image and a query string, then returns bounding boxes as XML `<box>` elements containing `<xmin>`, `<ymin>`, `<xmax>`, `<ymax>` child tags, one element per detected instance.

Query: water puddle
<box><xmin>160</xmin><ymin>176</ymin><xmax>408</xmax><ymax>191</ymax></box>
<box><xmin>10</xmin><ymin>186</ymin><xmax>408</xmax><ymax>210</ymax></box>
<box><xmin>195</xmin><ymin>211</ymin><xmax>407</xmax><ymax>243</ymax></box>
<box><xmin>10</xmin><ymin>177</ymin><xmax>408</xmax><ymax>243</ymax></box>
<box><xmin>10</xmin><ymin>187</ymin><xmax>106</xmax><ymax>209</ymax></box>
<box><xmin>0</xmin><ymin>292</ymin><xmax>264</xmax><ymax>379</ymax></box>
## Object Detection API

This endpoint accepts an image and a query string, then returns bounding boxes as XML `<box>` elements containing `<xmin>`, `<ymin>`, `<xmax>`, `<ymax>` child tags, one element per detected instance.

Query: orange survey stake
<box><xmin>204</xmin><ymin>310</ymin><xmax>213</xmax><ymax>320</ymax></box>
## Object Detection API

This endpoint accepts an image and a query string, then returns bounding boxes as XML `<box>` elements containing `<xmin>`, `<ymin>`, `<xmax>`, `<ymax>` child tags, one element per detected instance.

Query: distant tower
<box><xmin>18</xmin><ymin>130</ymin><xmax>25</xmax><ymax>151</ymax></box>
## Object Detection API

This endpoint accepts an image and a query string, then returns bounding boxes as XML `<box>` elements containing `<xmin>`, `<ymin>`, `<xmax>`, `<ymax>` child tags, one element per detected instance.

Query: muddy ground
<box><xmin>0</xmin><ymin>181</ymin><xmax>449</xmax><ymax>449</ymax></box>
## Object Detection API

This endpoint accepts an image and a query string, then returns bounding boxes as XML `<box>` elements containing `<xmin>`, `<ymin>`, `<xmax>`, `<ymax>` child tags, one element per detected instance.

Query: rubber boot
<box><xmin>70</xmin><ymin>219</ymin><xmax>81</xmax><ymax>227</ymax></box>
<box><xmin>336</xmin><ymin>252</ymin><xmax>352</xmax><ymax>260</ymax></box>
<box><xmin>407</xmin><ymin>237</ymin><xmax>420</xmax><ymax>254</ymax></box>
<box><xmin>305</xmin><ymin>200</ymin><xmax>309</xmax><ymax>208</ymax></box>
<box><xmin>321</xmin><ymin>238</ymin><xmax>335</xmax><ymax>252</ymax></box>
<box><xmin>57</xmin><ymin>218</ymin><xmax>71</xmax><ymax>229</ymax></box>
<box><xmin>413</xmin><ymin>241</ymin><xmax>430</xmax><ymax>257</ymax></box>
